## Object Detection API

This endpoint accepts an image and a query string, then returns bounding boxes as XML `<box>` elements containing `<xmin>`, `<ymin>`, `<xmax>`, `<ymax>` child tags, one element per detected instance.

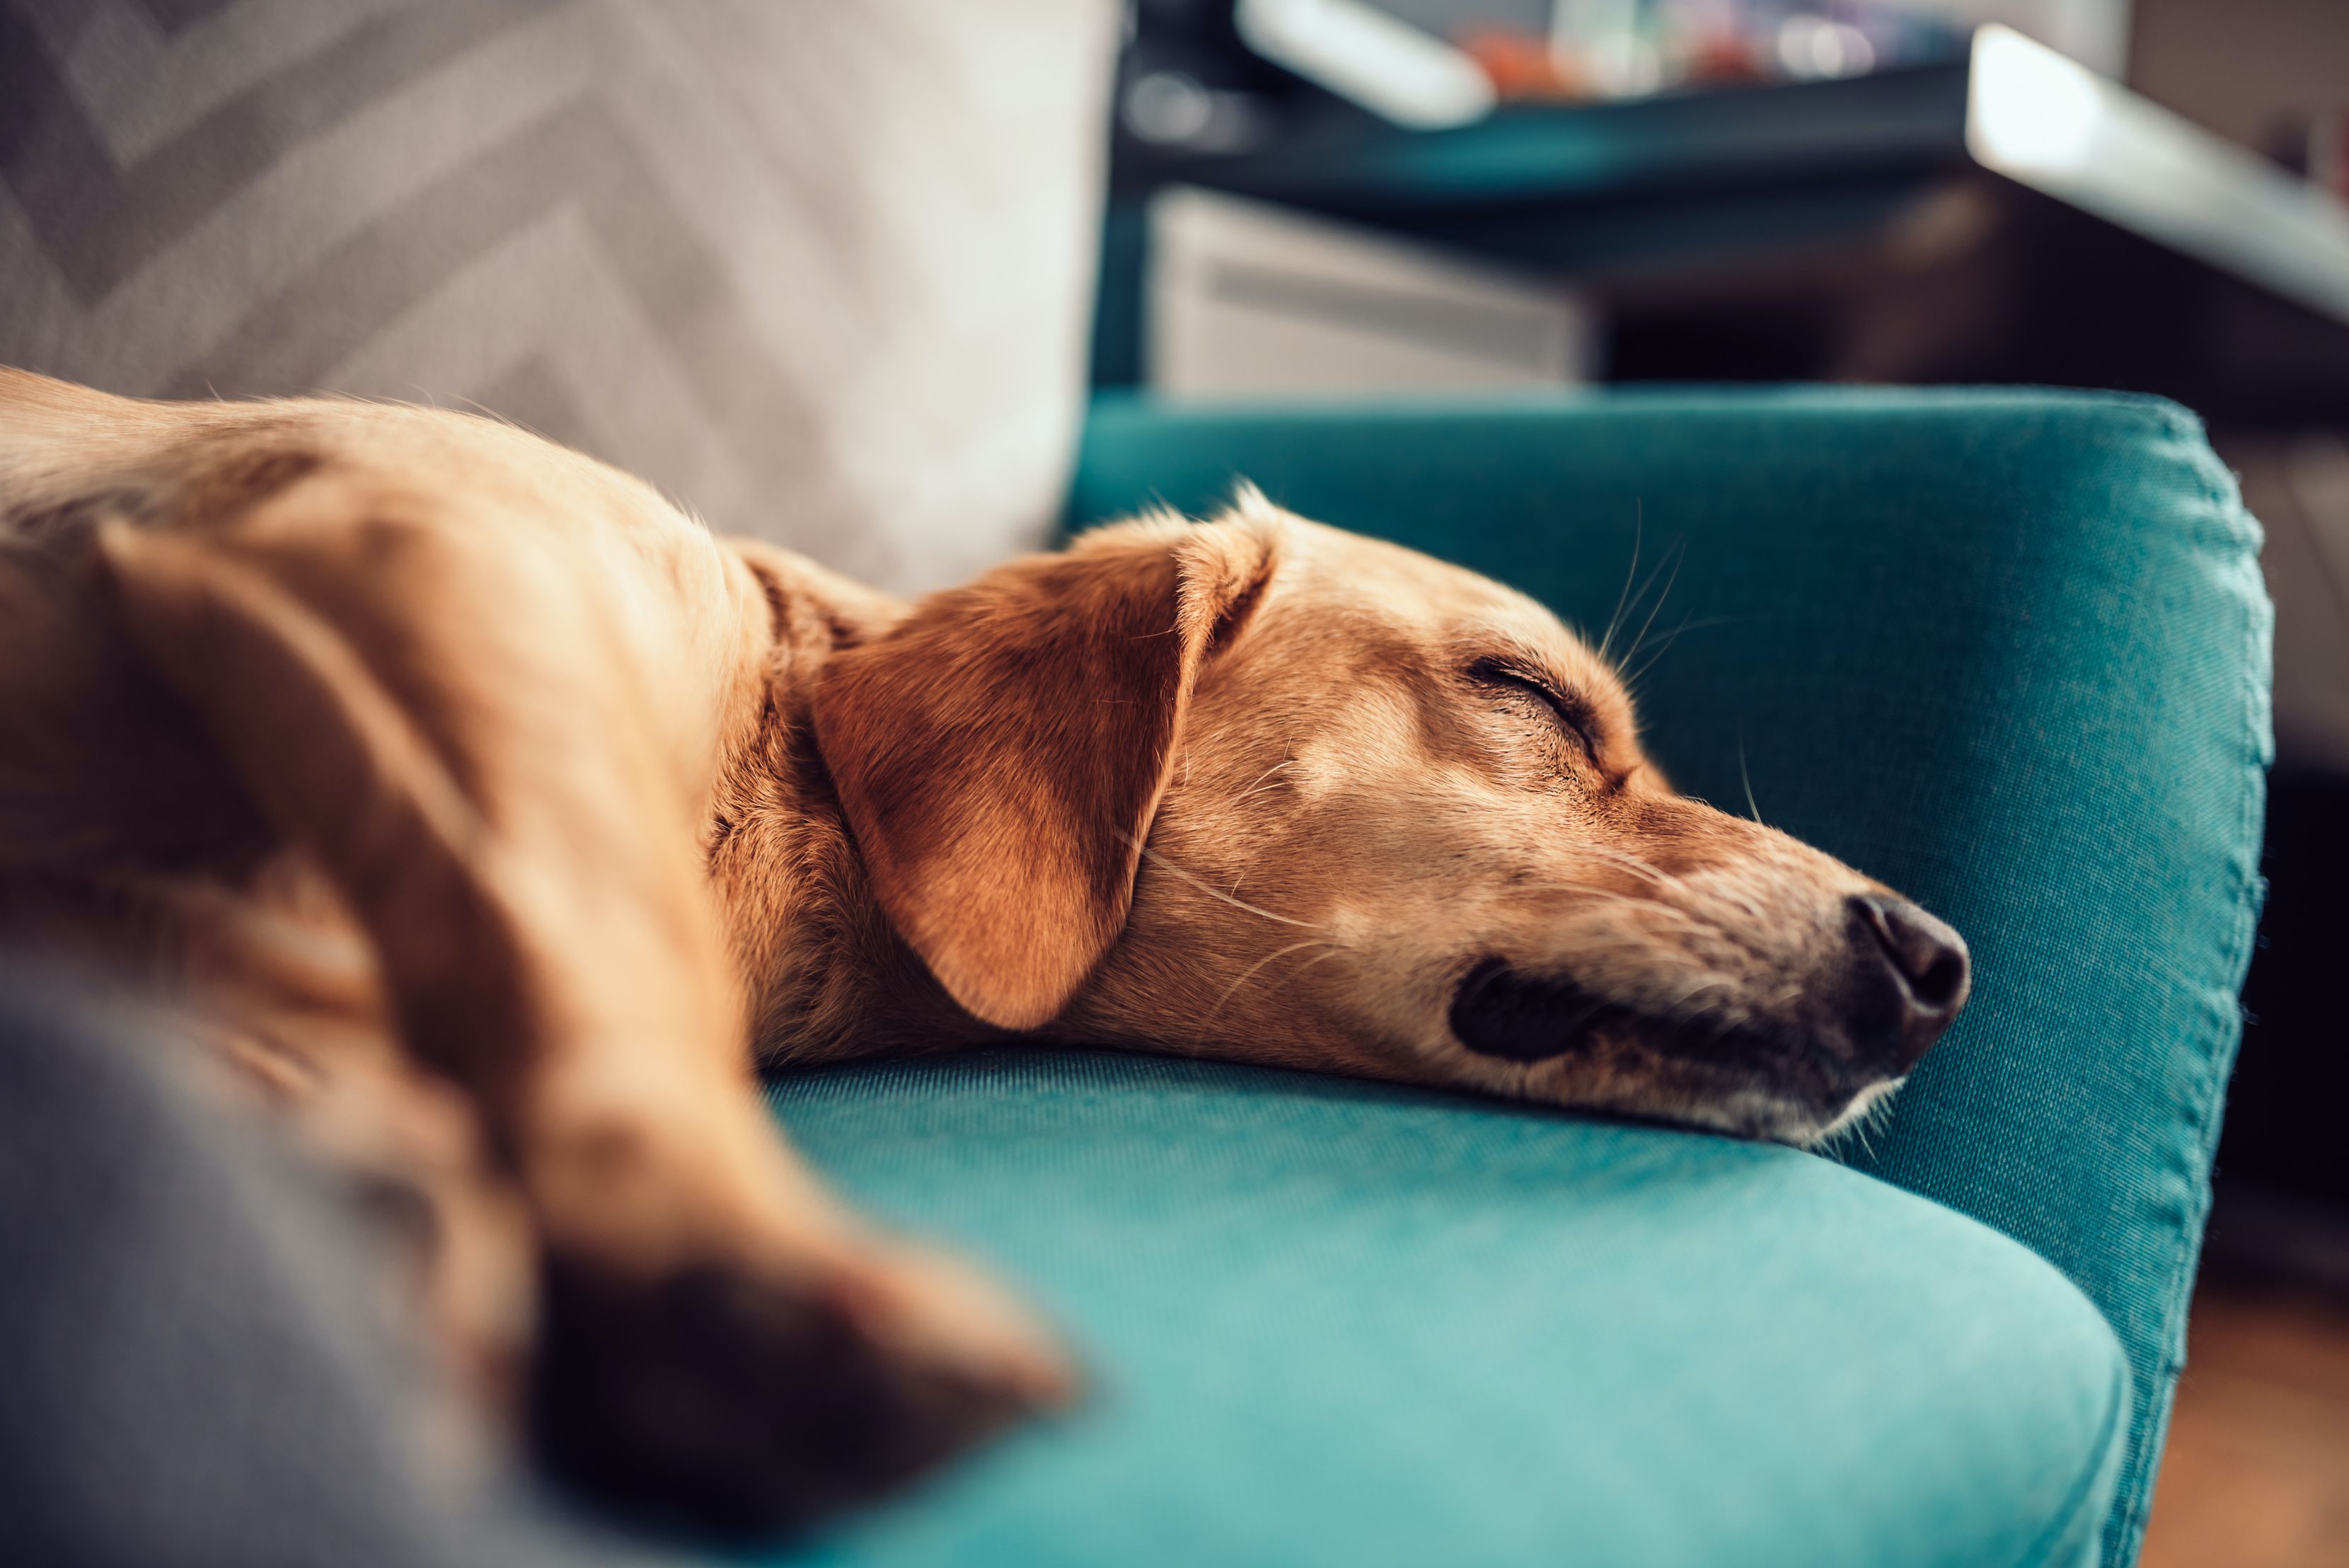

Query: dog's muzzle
<box><xmin>1448</xmin><ymin>894</ymin><xmax>1970</xmax><ymax>1080</ymax></box>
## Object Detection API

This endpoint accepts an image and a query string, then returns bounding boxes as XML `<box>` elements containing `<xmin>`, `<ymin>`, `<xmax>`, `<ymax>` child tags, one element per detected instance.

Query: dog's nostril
<box><xmin>1851</xmin><ymin>894</ymin><xmax>1970</xmax><ymax>1015</ymax></box>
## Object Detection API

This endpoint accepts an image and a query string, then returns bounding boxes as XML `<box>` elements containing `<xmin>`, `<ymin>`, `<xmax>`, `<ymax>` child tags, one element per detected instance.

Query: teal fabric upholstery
<box><xmin>769</xmin><ymin>1053</ymin><xmax>2128</xmax><ymax>1568</ymax></box>
<box><xmin>761</xmin><ymin>389</ymin><xmax>2266</xmax><ymax>1566</ymax></box>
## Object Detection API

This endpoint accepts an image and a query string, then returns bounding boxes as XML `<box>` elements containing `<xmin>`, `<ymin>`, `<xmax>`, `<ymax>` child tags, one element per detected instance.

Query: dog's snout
<box><xmin>1846</xmin><ymin>894</ymin><xmax>1970</xmax><ymax>1068</ymax></box>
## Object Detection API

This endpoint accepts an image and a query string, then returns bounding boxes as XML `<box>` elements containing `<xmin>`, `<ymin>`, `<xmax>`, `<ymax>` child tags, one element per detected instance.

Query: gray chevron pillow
<box><xmin>0</xmin><ymin>0</ymin><xmax>1115</xmax><ymax>594</ymax></box>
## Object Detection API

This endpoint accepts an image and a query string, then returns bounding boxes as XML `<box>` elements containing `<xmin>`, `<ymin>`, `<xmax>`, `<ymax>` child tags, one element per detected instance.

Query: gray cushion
<box><xmin>0</xmin><ymin>0</ymin><xmax>1114</xmax><ymax>592</ymax></box>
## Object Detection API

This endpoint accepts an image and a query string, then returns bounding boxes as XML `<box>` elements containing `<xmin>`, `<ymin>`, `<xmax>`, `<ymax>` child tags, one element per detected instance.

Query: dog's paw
<box><xmin>528</xmin><ymin>1236</ymin><xmax>1077</xmax><ymax>1537</ymax></box>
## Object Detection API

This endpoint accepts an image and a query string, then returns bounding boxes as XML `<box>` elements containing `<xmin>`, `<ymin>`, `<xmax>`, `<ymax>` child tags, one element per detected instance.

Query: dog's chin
<box><xmin>1445</xmin><ymin>958</ymin><xmax>1899</xmax><ymax>1147</ymax></box>
<box><xmin>1813</xmin><ymin>1074</ymin><xmax>1908</xmax><ymax>1143</ymax></box>
<box><xmin>1685</xmin><ymin>1075</ymin><xmax>1908</xmax><ymax>1150</ymax></box>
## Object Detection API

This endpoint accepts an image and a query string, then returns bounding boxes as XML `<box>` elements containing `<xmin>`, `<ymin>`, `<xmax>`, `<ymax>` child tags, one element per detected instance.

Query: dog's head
<box><xmin>814</xmin><ymin>493</ymin><xmax>1966</xmax><ymax>1145</ymax></box>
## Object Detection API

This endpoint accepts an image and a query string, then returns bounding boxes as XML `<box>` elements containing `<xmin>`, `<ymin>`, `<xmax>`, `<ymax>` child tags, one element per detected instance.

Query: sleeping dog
<box><xmin>0</xmin><ymin>367</ymin><xmax>1967</xmax><ymax>1530</ymax></box>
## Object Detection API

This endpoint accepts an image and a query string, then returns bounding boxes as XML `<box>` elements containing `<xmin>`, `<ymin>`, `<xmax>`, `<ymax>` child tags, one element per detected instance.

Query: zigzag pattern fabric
<box><xmin>0</xmin><ymin>0</ymin><xmax>1115</xmax><ymax>591</ymax></box>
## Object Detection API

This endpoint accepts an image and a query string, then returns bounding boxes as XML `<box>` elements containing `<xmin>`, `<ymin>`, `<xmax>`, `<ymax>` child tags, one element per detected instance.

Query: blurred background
<box><xmin>1087</xmin><ymin>1</ymin><xmax>2348</xmax><ymax>1560</ymax></box>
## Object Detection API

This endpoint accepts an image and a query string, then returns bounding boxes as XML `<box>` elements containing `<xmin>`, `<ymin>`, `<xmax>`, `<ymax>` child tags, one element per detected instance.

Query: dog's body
<box><xmin>0</xmin><ymin>367</ymin><xmax>1969</xmax><ymax>1530</ymax></box>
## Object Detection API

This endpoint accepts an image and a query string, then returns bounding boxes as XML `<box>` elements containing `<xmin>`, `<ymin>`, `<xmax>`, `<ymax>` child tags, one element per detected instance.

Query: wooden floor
<box><xmin>2140</xmin><ymin>1279</ymin><xmax>2349</xmax><ymax>1567</ymax></box>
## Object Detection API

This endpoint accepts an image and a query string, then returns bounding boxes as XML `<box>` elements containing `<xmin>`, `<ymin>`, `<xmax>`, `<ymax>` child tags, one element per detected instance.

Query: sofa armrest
<box><xmin>1068</xmin><ymin>388</ymin><xmax>2271</xmax><ymax>1567</ymax></box>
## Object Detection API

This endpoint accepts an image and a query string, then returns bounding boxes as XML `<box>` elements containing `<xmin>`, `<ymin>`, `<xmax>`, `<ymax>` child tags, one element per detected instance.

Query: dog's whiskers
<box><xmin>1559</xmin><ymin>903</ymin><xmax>1709</xmax><ymax>945</ymax></box>
<box><xmin>1569</xmin><ymin>841</ymin><xmax>1682</xmax><ymax>893</ymax></box>
<box><xmin>1818</xmin><ymin>1080</ymin><xmax>1906</xmax><ymax>1158</ymax></box>
<box><xmin>1203</xmin><ymin>938</ymin><xmax>1348</xmax><ymax>1022</ymax></box>
<box><xmin>1288</xmin><ymin>945</ymin><xmax>1348</xmax><ymax>983</ymax></box>
<box><xmin>1845</xmin><ymin>1114</ymin><xmax>1880</xmax><ymax>1160</ymax></box>
<box><xmin>1595</xmin><ymin>504</ymin><xmax>1643</xmax><ymax>666</ymax></box>
<box><xmin>1620</xmin><ymin>614</ymin><xmax>1739</xmax><ymax>692</ymax></box>
<box><xmin>1229</xmin><ymin>756</ymin><xmax>1298</xmax><ymax>807</ymax></box>
<box><xmin>1736</xmin><ymin>725</ymin><xmax>1765</xmax><ymax>825</ymax></box>
<box><xmin>1615</xmin><ymin>536</ymin><xmax>1686</xmax><ymax>676</ymax></box>
<box><xmin>1820</xmin><ymin>1114</ymin><xmax>1871</xmax><ymax>1158</ymax></box>
<box><xmin>1120</xmin><ymin>832</ymin><xmax>1324</xmax><ymax>930</ymax></box>
<box><xmin>1867</xmin><ymin>1088</ymin><xmax>1901</xmax><ymax>1143</ymax></box>
<box><xmin>1707</xmin><ymin>886</ymin><xmax>1767</xmax><ymax>925</ymax></box>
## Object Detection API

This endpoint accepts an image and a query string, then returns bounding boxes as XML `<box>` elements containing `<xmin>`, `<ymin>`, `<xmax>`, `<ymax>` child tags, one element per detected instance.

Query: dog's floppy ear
<box><xmin>813</xmin><ymin>512</ymin><xmax>1279</xmax><ymax>1031</ymax></box>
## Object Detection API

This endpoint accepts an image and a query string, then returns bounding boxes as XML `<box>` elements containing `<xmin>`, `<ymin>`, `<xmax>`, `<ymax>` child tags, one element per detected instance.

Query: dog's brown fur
<box><xmin>0</xmin><ymin>368</ymin><xmax>1966</xmax><ymax>1531</ymax></box>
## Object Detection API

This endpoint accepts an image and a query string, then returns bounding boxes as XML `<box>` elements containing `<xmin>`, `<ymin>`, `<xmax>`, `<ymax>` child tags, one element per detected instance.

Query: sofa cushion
<box><xmin>766</xmin><ymin>1050</ymin><xmax>2127</xmax><ymax>1568</ymax></box>
<box><xmin>0</xmin><ymin>0</ymin><xmax>1114</xmax><ymax>594</ymax></box>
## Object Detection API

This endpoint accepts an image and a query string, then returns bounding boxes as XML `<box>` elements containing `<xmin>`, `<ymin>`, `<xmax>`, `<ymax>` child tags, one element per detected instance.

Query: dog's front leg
<box><xmin>96</xmin><ymin>503</ymin><xmax>1068</xmax><ymax>1533</ymax></box>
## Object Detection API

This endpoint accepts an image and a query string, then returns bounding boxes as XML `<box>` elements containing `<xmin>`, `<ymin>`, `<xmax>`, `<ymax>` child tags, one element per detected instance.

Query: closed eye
<box><xmin>1467</xmin><ymin>656</ymin><xmax>1601</xmax><ymax>763</ymax></box>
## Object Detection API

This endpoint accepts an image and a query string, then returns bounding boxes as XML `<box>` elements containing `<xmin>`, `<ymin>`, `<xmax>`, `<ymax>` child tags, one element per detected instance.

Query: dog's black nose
<box><xmin>1846</xmin><ymin>894</ymin><xmax>1970</xmax><ymax>1070</ymax></box>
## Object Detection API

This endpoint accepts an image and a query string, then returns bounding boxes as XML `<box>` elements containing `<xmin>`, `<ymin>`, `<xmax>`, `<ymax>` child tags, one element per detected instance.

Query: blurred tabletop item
<box><xmin>1104</xmin><ymin>2</ymin><xmax>2349</xmax><ymax>427</ymax></box>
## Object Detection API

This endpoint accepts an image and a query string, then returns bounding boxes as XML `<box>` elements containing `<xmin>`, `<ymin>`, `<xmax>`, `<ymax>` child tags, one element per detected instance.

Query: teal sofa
<box><xmin>764</xmin><ymin>389</ymin><xmax>2270</xmax><ymax>1568</ymax></box>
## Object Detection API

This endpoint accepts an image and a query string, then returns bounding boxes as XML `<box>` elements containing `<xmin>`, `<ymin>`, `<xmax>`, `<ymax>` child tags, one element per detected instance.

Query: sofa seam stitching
<box><xmin>2101</xmin><ymin>421</ymin><xmax>2265</xmax><ymax>1565</ymax></box>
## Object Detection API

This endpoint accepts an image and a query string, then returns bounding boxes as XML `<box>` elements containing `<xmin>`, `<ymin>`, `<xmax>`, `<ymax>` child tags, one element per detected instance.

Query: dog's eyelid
<box><xmin>1465</xmin><ymin>655</ymin><xmax>1603</xmax><ymax>760</ymax></box>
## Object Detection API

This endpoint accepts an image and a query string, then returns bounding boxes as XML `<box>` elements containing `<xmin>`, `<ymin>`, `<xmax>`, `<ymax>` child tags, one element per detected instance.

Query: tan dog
<box><xmin>0</xmin><ymin>368</ymin><xmax>1967</xmax><ymax>1530</ymax></box>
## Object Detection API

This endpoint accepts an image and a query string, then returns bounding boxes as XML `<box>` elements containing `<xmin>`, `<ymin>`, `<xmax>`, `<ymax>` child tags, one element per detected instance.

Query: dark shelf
<box><xmin>1106</xmin><ymin>28</ymin><xmax>2349</xmax><ymax>425</ymax></box>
